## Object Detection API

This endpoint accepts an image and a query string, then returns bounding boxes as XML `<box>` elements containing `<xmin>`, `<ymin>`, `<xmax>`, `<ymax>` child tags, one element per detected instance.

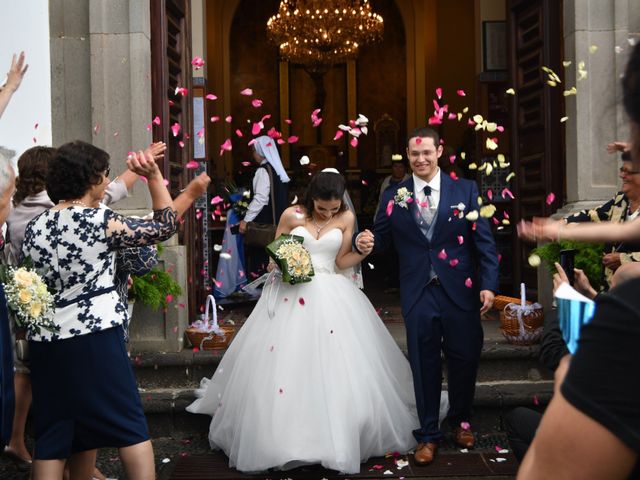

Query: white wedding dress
<box><xmin>187</xmin><ymin>226</ymin><xmax>443</xmax><ymax>474</ymax></box>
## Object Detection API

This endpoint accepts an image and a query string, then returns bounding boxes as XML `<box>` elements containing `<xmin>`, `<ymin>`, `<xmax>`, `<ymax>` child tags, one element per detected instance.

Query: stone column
<box><xmin>49</xmin><ymin>0</ymin><xmax>93</xmax><ymax>144</ymax></box>
<box><xmin>86</xmin><ymin>0</ymin><xmax>188</xmax><ymax>351</ymax></box>
<box><xmin>537</xmin><ymin>0</ymin><xmax>637</xmax><ymax>309</ymax></box>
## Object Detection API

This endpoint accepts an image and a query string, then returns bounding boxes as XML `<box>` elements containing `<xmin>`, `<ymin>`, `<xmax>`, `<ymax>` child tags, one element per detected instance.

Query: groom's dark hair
<box><xmin>407</xmin><ymin>127</ymin><xmax>440</xmax><ymax>147</ymax></box>
<box><xmin>303</xmin><ymin>171</ymin><xmax>348</xmax><ymax>218</ymax></box>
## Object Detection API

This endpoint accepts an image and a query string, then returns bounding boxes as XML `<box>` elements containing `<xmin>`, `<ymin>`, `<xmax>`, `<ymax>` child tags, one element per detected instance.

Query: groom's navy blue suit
<box><xmin>371</xmin><ymin>172</ymin><xmax>499</xmax><ymax>443</ymax></box>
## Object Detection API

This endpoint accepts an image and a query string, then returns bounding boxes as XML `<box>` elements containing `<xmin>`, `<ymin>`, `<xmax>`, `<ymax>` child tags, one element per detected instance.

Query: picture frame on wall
<box><xmin>483</xmin><ymin>21</ymin><xmax>507</xmax><ymax>71</ymax></box>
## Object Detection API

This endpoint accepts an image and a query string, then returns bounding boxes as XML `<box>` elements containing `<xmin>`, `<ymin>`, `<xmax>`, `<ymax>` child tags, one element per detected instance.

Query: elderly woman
<box><xmin>22</xmin><ymin>141</ymin><xmax>176</xmax><ymax>480</ymax></box>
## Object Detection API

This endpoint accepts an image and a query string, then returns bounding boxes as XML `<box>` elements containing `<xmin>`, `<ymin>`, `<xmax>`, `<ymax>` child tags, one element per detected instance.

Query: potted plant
<box><xmin>532</xmin><ymin>240</ymin><xmax>605</xmax><ymax>291</ymax></box>
<box><xmin>128</xmin><ymin>245</ymin><xmax>183</xmax><ymax>311</ymax></box>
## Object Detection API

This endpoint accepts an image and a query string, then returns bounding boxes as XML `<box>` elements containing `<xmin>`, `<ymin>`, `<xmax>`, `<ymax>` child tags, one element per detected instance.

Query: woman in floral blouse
<box><xmin>22</xmin><ymin>141</ymin><xmax>176</xmax><ymax>480</ymax></box>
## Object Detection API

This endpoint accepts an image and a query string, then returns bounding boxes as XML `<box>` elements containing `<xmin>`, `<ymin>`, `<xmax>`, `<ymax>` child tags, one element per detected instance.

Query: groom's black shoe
<box><xmin>414</xmin><ymin>442</ymin><xmax>438</xmax><ymax>465</ymax></box>
<box><xmin>454</xmin><ymin>427</ymin><xmax>475</xmax><ymax>448</ymax></box>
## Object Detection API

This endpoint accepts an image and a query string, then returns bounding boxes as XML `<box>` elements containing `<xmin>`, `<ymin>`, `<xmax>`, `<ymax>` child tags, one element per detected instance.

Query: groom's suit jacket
<box><xmin>372</xmin><ymin>174</ymin><xmax>499</xmax><ymax>317</ymax></box>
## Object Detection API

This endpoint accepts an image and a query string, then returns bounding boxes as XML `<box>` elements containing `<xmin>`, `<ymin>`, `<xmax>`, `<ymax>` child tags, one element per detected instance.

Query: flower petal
<box><xmin>240</xmin><ymin>88</ymin><xmax>253</xmax><ymax>96</ymax></box>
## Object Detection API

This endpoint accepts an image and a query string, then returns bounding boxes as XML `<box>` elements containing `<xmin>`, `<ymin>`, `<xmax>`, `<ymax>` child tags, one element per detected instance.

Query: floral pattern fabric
<box><xmin>22</xmin><ymin>205</ymin><xmax>176</xmax><ymax>342</ymax></box>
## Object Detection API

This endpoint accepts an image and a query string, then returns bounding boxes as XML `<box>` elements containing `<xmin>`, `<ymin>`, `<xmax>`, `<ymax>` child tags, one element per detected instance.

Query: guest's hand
<box><xmin>553</xmin><ymin>262</ymin><xmax>597</xmax><ymax>299</ymax></box>
<box><xmin>144</xmin><ymin>141</ymin><xmax>166</xmax><ymax>162</ymax></box>
<box><xmin>127</xmin><ymin>150</ymin><xmax>160</xmax><ymax>179</ymax></box>
<box><xmin>356</xmin><ymin>230</ymin><xmax>374</xmax><ymax>255</ymax></box>
<box><xmin>184</xmin><ymin>172</ymin><xmax>210</xmax><ymax>198</ymax></box>
<box><xmin>239</xmin><ymin>220</ymin><xmax>247</xmax><ymax>234</ymax></box>
<box><xmin>517</xmin><ymin>218</ymin><xmax>562</xmax><ymax>243</ymax></box>
<box><xmin>602</xmin><ymin>252</ymin><xmax>622</xmax><ymax>271</ymax></box>
<box><xmin>606</xmin><ymin>141</ymin><xmax>631</xmax><ymax>153</ymax></box>
<box><xmin>2</xmin><ymin>52</ymin><xmax>28</xmax><ymax>93</ymax></box>
<box><xmin>479</xmin><ymin>290</ymin><xmax>494</xmax><ymax>315</ymax></box>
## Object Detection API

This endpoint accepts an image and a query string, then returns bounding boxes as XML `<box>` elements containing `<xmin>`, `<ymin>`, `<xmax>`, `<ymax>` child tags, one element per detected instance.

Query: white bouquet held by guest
<box><xmin>1</xmin><ymin>265</ymin><xmax>56</xmax><ymax>334</ymax></box>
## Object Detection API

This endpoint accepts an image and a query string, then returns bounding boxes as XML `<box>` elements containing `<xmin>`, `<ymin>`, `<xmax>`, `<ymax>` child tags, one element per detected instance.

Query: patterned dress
<box><xmin>22</xmin><ymin>205</ymin><xmax>176</xmax><ymax>459</ymax></box>
<box><xmin>566</xmin><ymin>191</ymin><xmax>640</xmax><ymax>286</ymax></box>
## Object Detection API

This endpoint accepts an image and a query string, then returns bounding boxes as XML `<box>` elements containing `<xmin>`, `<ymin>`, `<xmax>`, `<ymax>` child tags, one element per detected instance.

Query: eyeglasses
<box><xmin>619</xmin><ymin>167</ymin><xmax>640</xmax><ymax>176</ymax></box>
<box><xmin>104</xmin><ymin>166</ymin><xmax>110</xmax><ymax>177</ymax></box>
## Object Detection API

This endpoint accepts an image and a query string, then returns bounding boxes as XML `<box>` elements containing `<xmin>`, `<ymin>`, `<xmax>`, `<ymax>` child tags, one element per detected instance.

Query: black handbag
<box><xmin>244</xmin><ymin>166</ymin><xmax>277</xmax><ymax>248</ymax></box>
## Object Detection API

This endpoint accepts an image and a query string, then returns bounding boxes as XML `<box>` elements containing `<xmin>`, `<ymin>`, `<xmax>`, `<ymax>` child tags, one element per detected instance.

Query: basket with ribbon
<box><xmin>185</xmin><ymin>295</ymin><xmax>235</xmax><ymax>350</ymax></box>
<box><xmin>499</xmin><ymin>283</ymin><xmax>544</xmax><ymax>346</ymax></box>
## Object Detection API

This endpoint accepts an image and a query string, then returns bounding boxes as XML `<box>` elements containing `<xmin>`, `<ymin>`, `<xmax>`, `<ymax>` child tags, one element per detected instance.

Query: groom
<box><xmin>356</xmin><ymin>127</ymin><xmax>499</xmax><ymax>465</ymax></box>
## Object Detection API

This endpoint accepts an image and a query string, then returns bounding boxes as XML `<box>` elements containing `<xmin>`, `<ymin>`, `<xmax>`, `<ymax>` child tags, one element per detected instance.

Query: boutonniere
<box><xmin>394</xmin><ymin>187</ymin><xmax>413</xmax><ymax>209</ymax></box>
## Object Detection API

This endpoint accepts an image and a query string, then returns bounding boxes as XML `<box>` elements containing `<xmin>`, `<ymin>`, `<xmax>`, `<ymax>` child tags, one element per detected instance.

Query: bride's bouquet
<box><xmin>0</xmin><ymin>265</ymin><xmax>57</xmax><ymax>335</ymax></box>
<box><xmin>266</xmin><ymin>234</ymin><xmax>315</xmax><ymax>284</ymax></box>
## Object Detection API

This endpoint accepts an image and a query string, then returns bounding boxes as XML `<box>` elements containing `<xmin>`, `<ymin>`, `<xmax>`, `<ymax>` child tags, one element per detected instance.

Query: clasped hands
<box><xmin>126</xmin><ymin>142</ymin><xmax>166</xmax><ymax>179</ymax></box>
<box><xmin>355</xmin><ymin>230</ymin><xmax>374</xmax><ymax>255</ymax></box>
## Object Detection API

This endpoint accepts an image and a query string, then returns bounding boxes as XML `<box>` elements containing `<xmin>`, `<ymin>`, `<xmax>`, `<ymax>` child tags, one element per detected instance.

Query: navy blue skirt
<box><xmin>29</xmin><ymin>327</ymin><xmax>149</xmax><ymax>459</ymax></box>
<box><xmin>0</xmin><ymin>285</ymin><xmax>15</xmax><ymax>449</ymax></box>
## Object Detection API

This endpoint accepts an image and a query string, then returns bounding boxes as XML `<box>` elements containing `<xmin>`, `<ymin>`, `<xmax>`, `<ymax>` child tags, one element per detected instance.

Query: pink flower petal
<box><xmin>146</xmin><ymin>124</ymin><xmax>152</xmax><ymax>131</ymax></box>
<box><xmin>458</xmin><ymin>235</ymin><xmax>464</xmax><ymax>245</ymax></box>
<box><xmin>436</xmin><ymin>87</ymin><xmax>443</xmax><ymax>99</ymax></box>
<box><xmin>333</xmin><ymin>130</ymin><xmax>344</xmax><ymax>141</ymax></box>
<box><xmin>171</xmin><ymin>123</ymin><xmax>181</xmax><ymax>137</ymax></box>
<box><xmin>152</xmin><ymin>116</ymin><xmax>161</xmax><ymax>125</ymax></box>
<box><xmin>252</xmin><ymin>122</ymin><xmax>263</xmax><ymax>135</ymax></box>
<box><xmin>449</xmin><ymin>154</ymin><xmax>456</xmax><ymax>164</ymax></box>
<box><xmin>285</xmin><ymin>118</ymin><xmax>292</xmax><ymax>124</ymax></box>
<box><xmin>210</xmin><ymin>116</ymin><xmax>220</xmax><ymax>123</ymax></box>
<box><xmin>219</xmin><ymin>139</ymin><xmax>232</xmax><ymax>156</ymax></box>
<box><xmin>287</xmin><ymin>135</ymin><xmax>299</xmax><ymax>144</ymax></box>
<box><xmin>461</xmin><ymin>421</ymin><xmax>471</xmax><ymax>430</ymax></box>
<box><xmin>197</xmin><ymin>128</ymin><xmax>205</xmax><ymax>138</ymax></box>
<box><xmin>361</xmin><ymin>179</ymin><xmax>368</xmax><ymax>186</ymax></box>
<box><xmin>34</xmin><ymin>123</ymin><xmax>39</xmax><ymax>129</ymax></box>
<box><xmin>438</xmin><ymin>249</ymin><xmax>447</xmax><ymax>260</ymax></box>
<box><xmin>448</xmin><ymin>113</ymin><xmax>457</xmax><ymax>120</ymax></box>
<box><xmin>457</xmin><ymin>89</ymin><xmax>466</xmax><ymax>96</ymax></box>
<box><xmin>428</xmin><ymin>115</ymin><xmax>443</xmax><ymax>125</ymax></box>
<box><xmin>546</xmin><ymin>192</ymin><xmax>556</xmax><ymax>205</ymax></box>
<box><xmin>225</xmin><ymin>115</ymin><xmax>232</xmax><ymax>123</ymax></box>
<box><xmin>464</xmin><ymin>277</ymin><xmax>473</xmax><ymax>288</ymax></box>
<box><xmin>386</xmin><ymin>199</ymin><xmax>394</xmax><ymax>217</ymax></box>
<box><xmin>415</xmin><ymin>138</ymin><xmax>422</xmax><ymax>144</ymax></box>
<box><xmin>251</xmin><ymin>98</ymin><xmax>263</xmax><ymax>108</ymax></box>
<box><xmin>166</xmin><ymin>294</ymin><xmax>174</xmax><ymax>303</ymax></box>
<box><xmin>178</xmin><ymin>141</ymin><xmax>185</xmax><ymax>148</ymax></box>
<box><xmin>501</xmin><ymin>188</ymin><xmax>515</xmax><ymax>200</ymax></box>
<box><xmin>277</xmin><ymin>139</ymin><xmax>285</xmax><ymax>145</ymax></box>
<box><xmin>240</xmin><ymin>88</ymin><xmax>253</xmax><ymax>96</ymax></box>
<box><xmin>298</xmin><ymin>297</ymin><xmax>305</xmax><ymax>306</ymax></box>
<box><xmin>450</xmin><ymin>171</ymin><xmax>459</xmax><ymax>180</ymax></box>
<box><xmin>487</xmin><ymin>189</ymin><xmax>493</xmax><ymax>201</ymax></box>
<box><xmin>235</xmin><ymin>129</ymin><xmax>243</xmax><ymax>138</ymax></box>
<box><xmin>449</xmin><ymin>259</ymin><xmax>459</xmax><ymax>267</ymax></box>
<box><xmin>191</xmin><ymin>56</ymin><xmax>205</xmax><ymax>69</ymax></box>
<box><xmin>185</xmin><ymin>160</ymin><xmax>199</xmax><ymax>169</ymax></box>
<box><xmin>241</xmin><ymin>161</ymin><xmax>252</xmax><ymax>167</ymax></box>
<box><xmin>210</xmin><ymin>196</ymin><xmax>223</xmax><ymax>204</ymax></box>
<box><xmin>205</xmin><ymin>93</ymin><xmax>217</xmax><ymax>101</ymax></box>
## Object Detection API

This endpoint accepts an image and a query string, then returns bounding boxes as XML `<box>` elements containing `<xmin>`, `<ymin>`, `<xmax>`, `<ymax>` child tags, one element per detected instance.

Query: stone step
<box><xmin>132</xmin><ymin>318</ymin><xmax>552</xmax><ymax>389</ymax></box>
<box><xmin>139</xmin><ymin>380</ymin><xmax>553</xmax><ymax>438</ymax></box>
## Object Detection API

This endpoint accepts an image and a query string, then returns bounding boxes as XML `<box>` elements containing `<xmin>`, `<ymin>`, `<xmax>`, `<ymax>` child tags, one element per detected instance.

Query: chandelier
<box><xmin>267</xmin><ymin>0</ymin><xmax>384</xmax><ymax>67</ymax></box>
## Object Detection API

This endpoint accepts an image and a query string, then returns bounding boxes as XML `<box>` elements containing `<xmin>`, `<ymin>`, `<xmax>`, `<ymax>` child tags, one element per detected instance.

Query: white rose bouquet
<box><xmin>266</xmin><ymin>234</ymin><xmax>315</xmax><ymax>284</ymax></box>
<box><xmin>0</xmin><ymin>265</ymin><xmax>57</xmax><ymax>335</ymax></box>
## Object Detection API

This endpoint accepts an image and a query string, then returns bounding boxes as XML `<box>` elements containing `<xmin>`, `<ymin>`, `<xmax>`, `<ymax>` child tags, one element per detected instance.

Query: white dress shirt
<box><xmin>413</xmin><ymin>169</ymin><xmax>441</xmax><ymax>210</ymax></box>
<box><xmin>243</xmin><ymin>160</ymin><xmax>270</xmax><ymax>222</ymax></box>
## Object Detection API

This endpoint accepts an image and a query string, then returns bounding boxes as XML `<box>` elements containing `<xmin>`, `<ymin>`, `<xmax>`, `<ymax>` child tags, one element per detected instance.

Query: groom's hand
<box><xmin>356</xmin><ymin>230</ymin><xmax>374</xmax><ymax>255</ymax></box>
<box><xmin>479</xmin><ymin>290</ymin><xmax>495</xmax><ymax>315</ymax></box>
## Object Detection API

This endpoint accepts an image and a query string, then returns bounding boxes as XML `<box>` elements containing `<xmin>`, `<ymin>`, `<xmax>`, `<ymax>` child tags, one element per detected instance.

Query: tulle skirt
<box><xmin>187</xmin><ymin>272</ymin><xmax>442</xmax><ymax>473</ymax></box>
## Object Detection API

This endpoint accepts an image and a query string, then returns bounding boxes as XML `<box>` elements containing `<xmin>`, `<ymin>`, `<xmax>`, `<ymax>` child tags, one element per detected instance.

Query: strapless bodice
<box><xmin>289</xmin><ymin>226</ymin><xmax>342</xmax><ymax>274</ymax></box>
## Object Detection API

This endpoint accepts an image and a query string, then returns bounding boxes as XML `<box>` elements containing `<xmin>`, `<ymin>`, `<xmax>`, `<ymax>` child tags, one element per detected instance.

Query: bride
<box><xmin>187</xmin><ymin>169</ymin><xmax>446</xmax><ymax>474</ymax></box>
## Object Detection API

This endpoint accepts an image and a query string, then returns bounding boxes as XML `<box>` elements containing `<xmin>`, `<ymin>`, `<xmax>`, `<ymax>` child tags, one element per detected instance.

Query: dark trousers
<box><xmin>404</xmin><ymin>284</ymin><xmax>483</xmax><ymax>443</ymax></box>
<box><xmin>246</xmin><ymin>245</ymin><xmax>268</xmax><ymax>278</ymax></box>
<box><xmin>504</xmin><ymin>407</ymin><xmax>542</xmax><ymax>463</ymax></box>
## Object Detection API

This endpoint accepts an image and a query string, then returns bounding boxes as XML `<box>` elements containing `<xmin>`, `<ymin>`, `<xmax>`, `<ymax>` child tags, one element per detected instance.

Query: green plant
<box><xmin>128</xmin><ymin>245</ymin><xmax>182</xmax><ymax>310</ymax></box>
<box><xmin>532</xmin><ymin>241</ymin><xmax>604</xmax><ymax>291</ymax></box>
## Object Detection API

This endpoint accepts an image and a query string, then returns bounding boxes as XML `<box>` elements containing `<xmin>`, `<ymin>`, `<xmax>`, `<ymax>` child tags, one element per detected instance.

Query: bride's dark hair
<box><xmin>303</xmin><ymin>171</ymin><xmax>348</xmax><ymax>218</ymax></box>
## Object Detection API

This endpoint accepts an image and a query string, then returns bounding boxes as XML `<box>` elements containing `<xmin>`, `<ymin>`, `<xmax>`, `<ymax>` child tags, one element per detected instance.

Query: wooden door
<box><xmin>508</xmin><ymin>0</ymin><xmax>564</xmax><ymax>295</ymax></box>
<box><xmin>151</xmin><ymin>0</ymin><xmax>205</xmax><ymax>319</ymax></box>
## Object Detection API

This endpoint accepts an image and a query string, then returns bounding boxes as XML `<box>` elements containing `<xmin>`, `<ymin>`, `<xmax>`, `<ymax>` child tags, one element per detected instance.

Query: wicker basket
<box><xmin>493</xmin><ymin>295</ymin><xmax>533</xmax><ymax>311</ymax></box>
<box><xmin>185</xmin><ymin>325</ymin><xmax>235</xmax><ymax>350</ymax></box>
<box><xmin>499</xmin><ymin>302</ymin><xmax>544</xmax><ymax>346</ymax></box>
<box><xmin>185</xmin><ymin>294</ymin><xmax>236</xmax><ymax>350</ymax></box>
